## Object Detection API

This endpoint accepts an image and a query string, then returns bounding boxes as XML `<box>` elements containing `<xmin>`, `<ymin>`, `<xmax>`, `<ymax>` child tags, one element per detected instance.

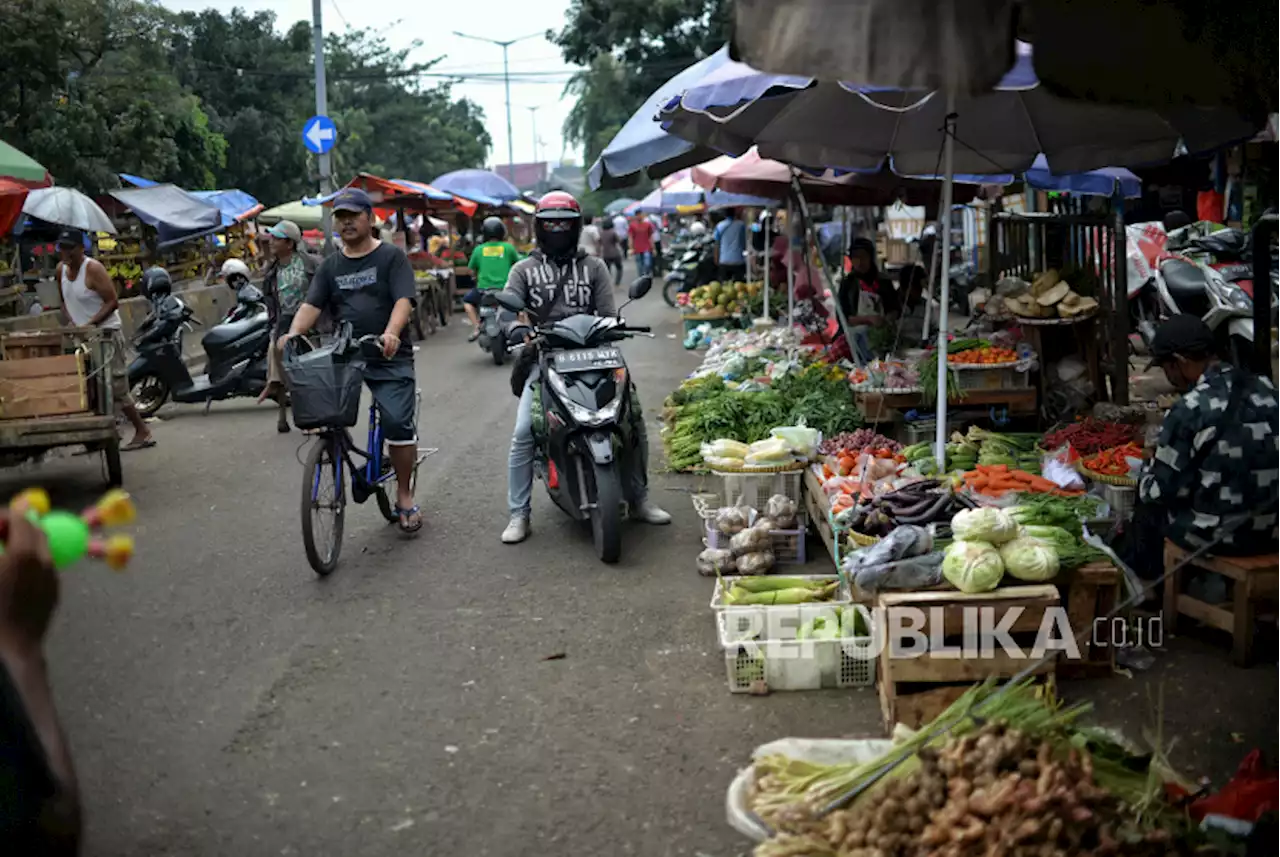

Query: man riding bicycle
<box><xmin>278</xmin><ymin>187</ymin><xmax>423</xmax><ymax>533</ymax></box>
<box><xmin>500</xmin><ymin>191</ymin><xmax>670</xmax><ymax>544</ymax></box>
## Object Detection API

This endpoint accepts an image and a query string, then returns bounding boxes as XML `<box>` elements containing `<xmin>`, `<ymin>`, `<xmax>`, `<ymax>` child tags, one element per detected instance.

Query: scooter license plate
<box><xmin>554</xmin><ymin>347</ymin><xmax>623</xmax><ymax>373</ymax></box>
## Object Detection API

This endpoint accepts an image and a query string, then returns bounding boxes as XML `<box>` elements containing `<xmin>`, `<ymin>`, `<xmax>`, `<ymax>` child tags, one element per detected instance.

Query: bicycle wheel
<box><xmin>301</xmin><ymin>435</ymin><xmax>345</xmax><ymax>576</ymax></box>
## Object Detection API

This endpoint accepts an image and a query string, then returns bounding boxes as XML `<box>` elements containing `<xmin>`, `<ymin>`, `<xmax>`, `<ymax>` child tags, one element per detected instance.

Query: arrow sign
<box><xmin>302</xmin><ymin>115</ymin><xmax>337</xmax><ymax>155</ymax></box>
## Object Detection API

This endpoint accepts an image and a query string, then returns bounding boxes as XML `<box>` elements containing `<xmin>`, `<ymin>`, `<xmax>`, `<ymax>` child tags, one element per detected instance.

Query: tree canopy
<box><xmin>0</xmin><ymin>1</ymin><xmax>492</xmax><ymax>202</ymax></box>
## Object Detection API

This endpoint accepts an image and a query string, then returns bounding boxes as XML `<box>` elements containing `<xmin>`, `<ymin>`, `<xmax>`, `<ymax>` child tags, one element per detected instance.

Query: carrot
<box><xmin>1008</xmin><ymin>470</ymin><xmax>1035</xmax><ymax>484</ymax></box>
<box><xmin>969</xmin><ymin>475</ymin><xmax>989</xmax><ymax>491</ymax></box>
<box><xmin>1028</xmin><ymin>476</ymin><xmax>1058</xmax><ymax>493</ymax></box>
<box><xmin>988</xmin><ymin>477</ymin><xmax>1023</xmax><ymax>491</ymax></box>
<box><xmin>985</xmin><ymin>464</ymin><xmax>1009</xmax><ymax>474</ymax></box>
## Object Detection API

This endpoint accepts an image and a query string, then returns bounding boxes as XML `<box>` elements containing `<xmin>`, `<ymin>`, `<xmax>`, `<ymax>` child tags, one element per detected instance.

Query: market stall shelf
<box><xmin>1162</xmin><ymin>541</ymin><xmax>1278</xmax><ymax>666</ymax></box>
<box><xmin>855</xmin><ymin>387</ymin><xmax>1038</xmax><ymax>424</ymax></box>
<box><xmin>876</xmin><ymin>584</ymin><xmax>1060</xmax><ymax>731</ymax></box>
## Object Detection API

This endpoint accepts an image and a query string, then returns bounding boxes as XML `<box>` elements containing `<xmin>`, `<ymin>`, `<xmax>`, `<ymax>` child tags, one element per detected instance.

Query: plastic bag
<box><xmin>703</xmin><ymin>438</ymin><xmax>751</xmax><ymax>459</ymax></box>
<box><xmin>765</xmin><ymin>494</ymin><xmax>799</xmax><ymax>529</ymax></box>
<box><xmin>696</xmin><ymin>548</ymin><xmax>736</xmax><ymax>577</ymax></box>
<box><xmin>714</xmin><ymin>506</ymin><xmax>752</xmax><ymax>536</ymax></box>
<box><xmin>842</xmin><ymin>525</ymin><xmax>932</xmax><ymax>575</ymax></box>
<box><xmin>744</xmin><ymin>437</ymin><xmax>793</xmax><ymax>465</ymax></box>
<box><xmin>771</xmin><ymin>423</ymin><xmax>821</xmax><ymax>458</ymax></box>
<box><xmin>729</xmin><ymin>526</ymin><xmax>772</xmax><ymax>557</ymax></box>
<box><xmin>853</xmin><ymin>551</ymin><xmax>945</xmax><ymax>593</ymax></box>
<box><xmin>735</xmin><ymin>551</ymin><xmax>775</xmax><ymax>575</ymax></box>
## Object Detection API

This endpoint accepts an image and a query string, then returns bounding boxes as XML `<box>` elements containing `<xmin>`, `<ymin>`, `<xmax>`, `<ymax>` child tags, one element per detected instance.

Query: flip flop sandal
<box><xmin>395</xmin><ymin>505</ymin><xmax>423</xmax><ymax>534</ymax></box>
<box><xmin>122</xmin><ymin>439</ymin><xmax>157</xmax><ymax>451</ymax></box>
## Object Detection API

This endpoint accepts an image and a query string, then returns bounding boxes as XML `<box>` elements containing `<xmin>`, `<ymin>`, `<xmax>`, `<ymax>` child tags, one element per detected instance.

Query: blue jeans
<box><xmin>635</xmin><ymin>250</ymin><xmax>653</xmax><ymax>276</ymax></box>
<box><xmin>508</xmin><ymin>375</ymin><xmax>651</xmax><ymax>518</ymax></box>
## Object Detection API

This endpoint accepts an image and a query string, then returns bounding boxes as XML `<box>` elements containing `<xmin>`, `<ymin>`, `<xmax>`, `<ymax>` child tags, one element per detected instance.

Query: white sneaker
<box><xmin>501</xmin><ymin>516</ymin><xmax>530</xmax><ymax>544</ymax></box>
<box><xmin>631</xmin><ymin>501</ymin><xmax>672</xmax><ymax>525</ymax></box>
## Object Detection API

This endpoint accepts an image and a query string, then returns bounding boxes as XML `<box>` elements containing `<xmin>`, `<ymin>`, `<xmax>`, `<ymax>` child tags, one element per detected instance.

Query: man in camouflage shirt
<box><xmin>1137</xmin><ymin>315</ymin><xmax>1279</xmax><ymax>563</ymax></box>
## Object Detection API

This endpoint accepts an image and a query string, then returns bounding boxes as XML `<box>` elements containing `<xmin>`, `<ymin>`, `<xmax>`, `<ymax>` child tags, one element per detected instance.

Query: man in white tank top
<box><xmin>56</xmin><ymin>230</ymin><xmax>154</xmax><ymax>450</ymax></box>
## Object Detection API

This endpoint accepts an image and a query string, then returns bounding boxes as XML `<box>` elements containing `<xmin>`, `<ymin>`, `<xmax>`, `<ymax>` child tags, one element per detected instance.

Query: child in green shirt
<box><xmin>463</xmin><ymin>217</ymin><xmax>521</xmax><ymax>340</ymax></box>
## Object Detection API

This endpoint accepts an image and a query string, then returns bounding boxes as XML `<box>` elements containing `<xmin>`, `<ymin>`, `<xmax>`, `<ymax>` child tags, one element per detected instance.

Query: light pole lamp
<box><xmin>453</xmin><ymin>30</ymin><xmax>542</xmax><ymax>184</ymax></box>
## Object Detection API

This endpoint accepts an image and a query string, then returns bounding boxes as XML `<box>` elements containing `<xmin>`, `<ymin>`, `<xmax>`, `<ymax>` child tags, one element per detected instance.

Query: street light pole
<box><xmin>526</xmin><ymin>105</ymin><xmax>540</xmax><ymax>165</ymax></box>
<box><xmin>311</xmin><ymin>0</ymin><xmax>332</xmax><ymax>251</ymax></box>
<box><xmin>454</xmin><ymin>31</ymin><xmax>541</xmax><ymax>183</ymax></box>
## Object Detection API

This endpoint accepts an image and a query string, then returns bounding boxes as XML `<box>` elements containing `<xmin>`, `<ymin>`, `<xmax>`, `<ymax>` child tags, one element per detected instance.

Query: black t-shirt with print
<box><xmin>305</xmin><ymin>242</ymin><xmax>416</xmax><ymax>361</ymax></box>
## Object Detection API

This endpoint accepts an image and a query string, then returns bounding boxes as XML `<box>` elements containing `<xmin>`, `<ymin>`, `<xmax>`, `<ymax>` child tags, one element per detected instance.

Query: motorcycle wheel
<box><xmin>131</xmin><ymin>373</ymin><xmax>170</xmax><ymax>418</ymax></box>
<box><xmin>491</xmin><ymin>337</ymin><xmax>506</xmax><ymax>366</ymax></box>
<box><xmin>589</xmin><ymin>461</ymin><xmax>623</xmax><ymax>564</ymax></box>
<box><xmin>663</xmin><ymin>278</ymin><xmax>684</xmax><ymax>308</ymax></box>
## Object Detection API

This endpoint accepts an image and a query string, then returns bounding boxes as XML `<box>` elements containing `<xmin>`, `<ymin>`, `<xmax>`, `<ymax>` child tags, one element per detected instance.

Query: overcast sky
<box><xmin>160</xmin><ymin>0</ymin><xmax>582</xmax><ymax>170</ymax></box>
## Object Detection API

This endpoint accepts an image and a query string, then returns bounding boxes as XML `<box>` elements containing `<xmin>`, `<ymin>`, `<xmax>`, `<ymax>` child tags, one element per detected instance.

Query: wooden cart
<box><xmin>0</xmin><ymin>329</ymin><xmax>122</xmax><ymax>487</ymax></box>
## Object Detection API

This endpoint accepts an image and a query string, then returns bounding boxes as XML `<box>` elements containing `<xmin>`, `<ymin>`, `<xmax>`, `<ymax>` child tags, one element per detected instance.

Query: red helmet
<box><xmin>534</xmin><ymin>191</ymin><xmax>582</xmax><ymax>260</ymax></box>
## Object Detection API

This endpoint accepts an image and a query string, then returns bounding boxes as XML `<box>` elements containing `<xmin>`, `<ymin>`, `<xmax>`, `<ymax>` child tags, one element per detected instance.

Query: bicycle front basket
<box><xmin>284</xmin><ymin>340</ymin><xmax>366</xmax><ymax>430</ymax></box>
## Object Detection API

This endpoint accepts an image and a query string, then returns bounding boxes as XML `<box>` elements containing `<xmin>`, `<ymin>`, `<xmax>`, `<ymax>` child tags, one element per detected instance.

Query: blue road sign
<box><xmin>302</xmin><ymin>115</ymin><xmax>337</xmax><ymax>155</ymax></box>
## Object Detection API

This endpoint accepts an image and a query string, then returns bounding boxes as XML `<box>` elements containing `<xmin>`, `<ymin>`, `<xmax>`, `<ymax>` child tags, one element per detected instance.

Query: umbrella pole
<box><xmin>762</xmin><ymin>213</ymin><xmax>771</xmax><ymax>323</ymax></box>
<box><xmin>934</xmin><ymin>98</ymin><xmax>957</xmax><ymax>468</ymax></box>
<box><xmin>786</xmin><ymin>197</ymin><xmax>795</xmax><ymax>327</ymax></box>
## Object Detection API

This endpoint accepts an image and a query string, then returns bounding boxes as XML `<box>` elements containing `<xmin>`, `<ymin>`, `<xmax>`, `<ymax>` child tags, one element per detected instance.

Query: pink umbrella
<box><xmin>690</xmin><ymin>147</ymin><xmax>988</xmax><ymax>206</ymax></box>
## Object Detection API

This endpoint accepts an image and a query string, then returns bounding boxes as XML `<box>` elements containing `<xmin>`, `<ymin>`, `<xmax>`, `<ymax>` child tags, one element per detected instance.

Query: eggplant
<box><xmin>885</xmin><ymin>495</ymin><xmax>936</xmax><ymax>518</ymax></box>
<box><xmin>895</xmin><ymin>493</ymin><xmax>954</xmax><ymax>525</ymax></box>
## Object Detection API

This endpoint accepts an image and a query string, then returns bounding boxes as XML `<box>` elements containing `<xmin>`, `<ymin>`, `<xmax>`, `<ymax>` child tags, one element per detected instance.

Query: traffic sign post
<box><xmin>302</xmin><ymin>115</ymin><xmax>337</xmax><ymax>154</ymax></box>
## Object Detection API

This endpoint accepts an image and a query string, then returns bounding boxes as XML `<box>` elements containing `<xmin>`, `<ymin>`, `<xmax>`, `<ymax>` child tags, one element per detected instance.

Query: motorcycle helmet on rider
<box><xmin>220</xmin><ymin>258</ymin><xmax>251</xmax><ymax>287</ymax></box>
<box><xmin>140</xmin><ymin>266</ymin><xmax>173</xmax><ymax>298</ymax></box>
<box><xmin>534</xmin><ymin>191</ymin><xmax>582</xmax><ymax>261</ymax></box>
<box><xmin>689</xmin><ymin>221</ymin><xmax>707</xmax><ymax>237</ymax></box>
<box><xmin>481</xmin><ymin>216</ymin><xmax>507</xmax><ymax>242</ymax></box>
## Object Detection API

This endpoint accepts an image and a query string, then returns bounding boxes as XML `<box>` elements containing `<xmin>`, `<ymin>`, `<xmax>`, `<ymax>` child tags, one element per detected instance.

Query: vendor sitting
<box><xmin>838</xmin><ymin>237</ymin><xmax>898</xmax><ymax>361</ymax></box>
<box><xmin>1127</xmin><ymin>315</ymin><xmax>1278</xmax><ymax>580</ymax></box>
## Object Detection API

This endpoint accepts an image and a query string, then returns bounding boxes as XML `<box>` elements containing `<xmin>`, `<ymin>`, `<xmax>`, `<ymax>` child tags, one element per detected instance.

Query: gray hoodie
<box><xmin>504</xmin><ymin>251</ymin><xmax>616</xmax><ymax>323</ymax></box>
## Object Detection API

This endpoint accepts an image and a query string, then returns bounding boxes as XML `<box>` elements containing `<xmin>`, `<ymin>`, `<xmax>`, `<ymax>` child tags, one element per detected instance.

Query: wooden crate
<box><xmin>0</xmin><ymin>353</ymin><xmax>89</xmax><ymax>419</ymax></box>
<box><xmin>1056</xmin><ymin>561</ymin><xmax>1121</xmax><ymax>679</ymax></box>
<box><xmin>1</xmin><ymin>331</ymin><xmax>65</xmax><ymax>360</ymax></box>
<box><xmin>876</xmin><ymin>585</ymin><xmax>1061</xmax><ymax>731</ymax></box>
<box><xmin>804</xmin><ymin>468</ymin><xmax>840</xmax><ymax>567</ymax></box>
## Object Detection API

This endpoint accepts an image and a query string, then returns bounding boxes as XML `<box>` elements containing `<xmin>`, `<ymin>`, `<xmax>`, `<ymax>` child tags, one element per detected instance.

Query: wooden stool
<box><xmin>1163</xmin><ymin>540</ymin><xmax>1279</xmax><ymax>665</ymax></box>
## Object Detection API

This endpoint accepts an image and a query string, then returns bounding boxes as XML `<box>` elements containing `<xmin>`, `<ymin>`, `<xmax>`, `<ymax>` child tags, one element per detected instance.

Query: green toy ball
<box><xmin>39</xmin><ymin>511</ymin><xmax>91</xmax><ymax>570</ymax></box>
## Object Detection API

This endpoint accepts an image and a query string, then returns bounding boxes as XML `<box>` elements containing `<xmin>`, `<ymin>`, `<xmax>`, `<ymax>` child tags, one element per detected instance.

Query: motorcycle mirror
<box><xmin>493</xmin><ymin>291</ymin><xmax>525</xmax><ymax>313</ymax></box>
<box><xmin>628</xmin><ymin>276</ymin><xmax>653</xmax><ymax>300</ymax></box>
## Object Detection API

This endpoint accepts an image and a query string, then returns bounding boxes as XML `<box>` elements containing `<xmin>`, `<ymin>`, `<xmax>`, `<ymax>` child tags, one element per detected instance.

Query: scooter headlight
<box><xmin>546</xmin><ymin>368</ymin><xmax>624</xmax><ymax>427</ymax></box>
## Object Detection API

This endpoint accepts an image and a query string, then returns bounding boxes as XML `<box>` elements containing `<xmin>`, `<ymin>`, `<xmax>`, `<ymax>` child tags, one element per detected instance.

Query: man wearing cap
<box><xmin>1129</xmin><ymin>315</ymin><xmax>1279</xmax><ymax>578</ymax></box>
<box><xmin>55</xmin><ymin>229</ymin><xmax>154</xmax><ymax>451</ymax></box>
<box><xmin>258</xmin><ymin>220</ymin><xmax>320</xmax><ymax>432</ymax></box>
<box><xmin>278</xmin><ymin>188</ymin><xmax>423</xmax><ymax>533</ymax></box>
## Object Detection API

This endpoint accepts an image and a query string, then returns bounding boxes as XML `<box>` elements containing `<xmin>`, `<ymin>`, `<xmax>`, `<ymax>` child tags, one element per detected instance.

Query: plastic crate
<box><xmin>706</xmin><ymin>470</ymin><xmax>804</xmax><ymax>515</ymax></box>
<box><xmin>953</xmin><ymin>364</ymin><xmax>1029</xmax><ymax>391</ymax></box>
<box><xmin>717</xmin><ymin>605</ymin><xmax>876</xmax><ymax>692</ymax></box>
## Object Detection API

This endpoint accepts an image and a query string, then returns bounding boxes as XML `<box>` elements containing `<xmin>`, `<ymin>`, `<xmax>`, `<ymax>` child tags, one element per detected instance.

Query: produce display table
<box><xmin>1056</xmin><ymin>560</ymin><xmax>1122</xmax><ymax>678</ymax></box>
<box><xmin>854</xmin><ymin>387</ymin><xmax>1038</xmax><ymax>423</ymax></box>
<box><xmin>876</xmin><ymin>584</ymin><xmax>1060</xmax><ymax>730</ymax></box>
<box><xmin>802</xmin><ymin>467</ymin><xmax>843</xmax><ymax>571</ymax></box>
<box><xmin>1163</xmin><ymin>541</ymin><xmax>1278</xmax><ymax>666</ymax></box>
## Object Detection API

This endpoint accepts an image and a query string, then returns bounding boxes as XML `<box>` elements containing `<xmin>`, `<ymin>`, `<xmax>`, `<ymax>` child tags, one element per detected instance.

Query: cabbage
<box><xmin>942</xmin><ymin>540</ymin><xmax>1005</xmax><ymax>593</ymax></box>
<box><xmin>999</xmin><ymin>537</ymin><xmax>1060</xmax><ymax>582</ymax></box>
<box><xmin>950</xmin><ymin>507</ymin><xmax>1018</xmax><ymax>545</ymax></box>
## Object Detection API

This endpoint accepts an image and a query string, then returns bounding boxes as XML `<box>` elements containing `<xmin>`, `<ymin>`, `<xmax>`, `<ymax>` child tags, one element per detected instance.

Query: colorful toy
<box><xmin>1</xmin><ymin>488</ymin><xmax>136</xmax><ymax>570</ymax></box>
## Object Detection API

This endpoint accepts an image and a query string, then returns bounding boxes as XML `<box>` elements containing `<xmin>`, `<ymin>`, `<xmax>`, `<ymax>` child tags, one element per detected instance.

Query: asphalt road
<box><xmin>6</xmin><ymin>266</ymin><xmax>1275</xmax><ymax>857</ymax></box>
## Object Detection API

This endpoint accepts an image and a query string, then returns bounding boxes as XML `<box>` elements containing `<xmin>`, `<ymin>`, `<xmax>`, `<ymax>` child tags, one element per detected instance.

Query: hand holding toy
<box><xmin>0</xmin><ymin>488</ymin><xmax>136</xmax><ymax>570</ymax></box>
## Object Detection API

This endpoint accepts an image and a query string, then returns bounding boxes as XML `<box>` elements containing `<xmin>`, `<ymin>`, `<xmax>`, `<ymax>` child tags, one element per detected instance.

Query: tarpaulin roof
<box><xmin>0</xmin><ymin>179</ymin><xmax>29</xmax><ymax>234</ymax></box>
<box><xmin>107</xmin><ymin>185</ymin><xmax>222</xmax><ymax>247</ymax></box>
<box><xmin>259</xmin><ymin>200</ymin><xmax>324</xmax><ymax>230</ymax></box>
<box><xmin>305</xmin><ymin>174</ymin><xmax>479</xmax><ymax>217</ymax></box>
<box><xmin>430</xmin><ymin>169</ymin><xmax>522</xmax><ymax>204</ymax></box>
<box><xmin>0</xmin><ymin>140</ymin><xmax>52</xmax><ymax>187</ymax></box>
<box><xmin>190</xmin><ymin>189</ymin><xmax>264</xmax><ymax>225</ymax></box>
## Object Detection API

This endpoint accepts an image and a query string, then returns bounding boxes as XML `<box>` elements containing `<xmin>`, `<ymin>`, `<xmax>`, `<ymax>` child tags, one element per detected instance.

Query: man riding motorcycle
<box><xmin>500</xmin><ymin>191</ymin><xmax>671</xmax><ymax>544</ymax></box>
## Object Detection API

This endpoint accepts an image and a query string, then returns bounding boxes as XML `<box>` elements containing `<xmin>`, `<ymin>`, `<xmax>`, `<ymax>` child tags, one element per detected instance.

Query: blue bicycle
<box><xmin>294</xmin><ymin>335</ymin><xmax>435</xmax><ymax>576</ymax></box>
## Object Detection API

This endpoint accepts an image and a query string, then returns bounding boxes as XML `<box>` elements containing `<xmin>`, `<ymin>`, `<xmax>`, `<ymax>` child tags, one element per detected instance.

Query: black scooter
<box><xmin>495</xmin><ymin>276</ymin><xmax>653</xmax><ymax>563</ymax></box>
<box><xmin>662</xmin><ymin>236</ymin><xmax>716</xmax><ymax>307</ymax></box>
<box><xmin>127</xmin><ymin>283</ymin><xmax>271</xmax><ymax>417</ymax></box>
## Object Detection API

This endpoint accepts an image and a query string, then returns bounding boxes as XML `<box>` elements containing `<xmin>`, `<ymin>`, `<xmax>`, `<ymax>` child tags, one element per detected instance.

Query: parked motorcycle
<box><xmin>1133</xmin><ymin>227</ymin><xmax>1278</xmax><ymax>366</ymax></box>
<box><xmin>663</xmin><ymin>237</ymin><xmax>717</xmax><ymax>307</ymax></box>
<box><xmin>127</xmin><ymin>282</ymin><xmax>271</xmax><ymax>417</ymax></box>
<box><xmin>476</xmin><ymin>292</ymin><xmax>515</xmax><ymax>365</ymax></box>
<box><xmin>495</xmin><ymin>276</ymin><xmax>654</xmax><ymax>563</ymax></box>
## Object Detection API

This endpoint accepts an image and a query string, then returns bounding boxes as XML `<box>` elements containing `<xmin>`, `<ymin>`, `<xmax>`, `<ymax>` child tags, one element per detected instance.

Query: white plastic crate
<box><xmin>718</xmin><ymin>605</ymin><xmax>876</xmax><ymax>693</ymax></box>
<box><xmin>710</xmin><ymin>574</ymin><xmax>850</xmax><ymax>612</ymax></box>
<box><xmin>706</xmin><ymin>470</ymin><xmax>805</xmax><ymax>514</ymax></box>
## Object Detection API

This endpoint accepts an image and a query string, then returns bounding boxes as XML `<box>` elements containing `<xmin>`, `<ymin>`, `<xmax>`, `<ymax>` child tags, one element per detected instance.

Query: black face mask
<box><xmin>537</xmin><ymin>224</ymin><xmax>579</xmax><ymax>260</ymax></box>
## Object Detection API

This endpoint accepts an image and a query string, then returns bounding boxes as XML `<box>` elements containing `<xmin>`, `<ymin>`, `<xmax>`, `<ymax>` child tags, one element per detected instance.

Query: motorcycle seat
<box><xmin>202</xmin><ymin>313</ymin><xmax>268</xmax><ymax>349</ymax></box>
<box><xmin>1160</xmin><ymin>258</ymin><xmax>1210</xmax><ymax>317</ymax></box>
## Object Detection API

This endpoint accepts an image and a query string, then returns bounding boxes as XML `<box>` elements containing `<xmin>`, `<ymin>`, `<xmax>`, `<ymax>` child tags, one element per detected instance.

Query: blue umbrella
<box><xmin>1023</xmin><ymin>155</ymin><xmax>1141</xmax><ymax>199</ymax></box>
<box><xmin>588</xmin><ymin>46</ymin><xmax>735</xmax><ymax>190</ymax></box>
<box><xmin>430</xmin><ymin>169</ymin><xmax>521</xmax><ymax>204</ymax></box>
